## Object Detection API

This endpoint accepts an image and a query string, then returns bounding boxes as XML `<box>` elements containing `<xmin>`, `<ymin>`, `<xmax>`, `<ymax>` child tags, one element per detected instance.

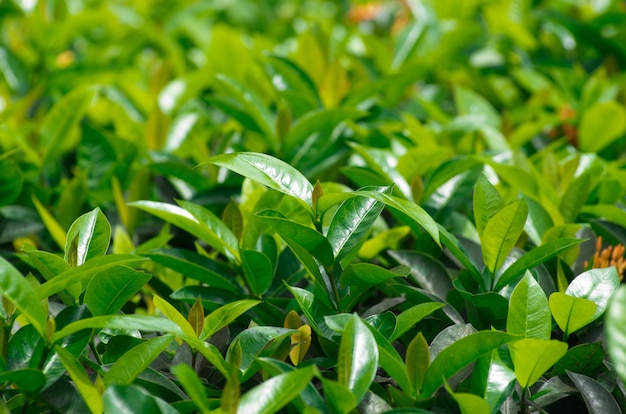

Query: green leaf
<box><xmin>153</xmin><ymin>295</ymin><xmax>197</xmax><ymax>340</ymax></box>
<box><xmin>327</xmin><ymin>189</ymin><xmax>385</xmax><ymax>263</ymax></box>
<box><xmin>204</xmin><ymin>152</ymin><xmax>313</xmax><ymax>208</ymax></box>
<box><xmin>406</xmin><ymin>332</ymin><xmax>429</xmax><ymax>398</ymax></box>
<box><xmin>104</xmin><ymin>335</ymin><xmax>174</xmax><ymax>386</ymax></box>
<box><xmin>0</xmin><ymin>256</ymin><xmax>47</xmax><ymax>337</ymax></box>
<box><xmin>482</xmin><ymin>199</ymin><xmax>528</xmax><ymax>273</ymax></box>
<box><xmin>36</xmin><ymin>255</ymin><xmax>146</xmax><ymax>300</ymax></box>
<box><xmin>103</xmin><ymin>384</ymin><xmax>177</xmax><ymax>414</ymax></box>
<box><xmin>438</xmin><ymin>226</ymin><xmax>483</xmax><ymax>285</ymax></box>
<box><xmin>321</xmin><ymin>378</ymin><xmax>357</xmax><ymax>414</ymax></box>
<box><xmin>0</xmin><ymin>369</ymin><xmax>46</xmax><ymax>396</ymax></box>
<box><xmin>391</xmin><ymin>302</ymin><xmax>445</xmax><ymax>341</ymax></box>
<box><xmin>471</xmin><ymin>348</ymin><xmax>516</xmax><ymax>414</ymax></box>
<box><xmin>201</xmin><ymin>299</ymin><xmax>261</xmax><ymax>340</ymax></box>
<box><xmin>241</xmin><ymin>249</ymin><xmax>274</xmax><ymax>295</ymax></box>
<box><xmin>129</xmin><ymin>201</ymin><xmax>239</xmax><ymax>262</ymax></box>
<box><xmin>388</xmin><ymin>250</ymin><xmax>453</xmax><ymax>300</ymax></box>
<box><xmin>40</xmin><ymin>87</ymin><xmax>98</xmax><ymax>166</ymax></box>
<box><xmin>578</xmin><ymin>101</ymin><xmax>626</xmax><ymax>152</ymax></box>
<box><xmin>32</xmin><ymin>195</ymin><xmax>67</xmax><ymax>249</ymax></box>
<box><xmin>286</xmin><ymin>285</ymin><xmax>335</xmax><ymax>339</ymax></box>
<box><xmin>256</xmin><ymin>210</ymin><xmax>333</xmax><ymax>266</ymax></box>
<box><xmin>549</xmin><ymin>292</ymin><xmax>596</xmax><ymax>337</ymax></box>
<box><xmin>565</xmin><ymin>267</ymin><xmax>620</xmax><ymax>323</ymax></box>
<box><xmin>444</xmin><ymin>380</ymin><xmax>490</xmax><ymax>414</ymax></box>
<box><xmin>510</xmin><ymin>339</ymin><xmax>568</xmax><ymax>389</ymax></box>
<box><xmin>265</xmin><ymin>55</ymin><xmax>321</xmax><ymax>118</ymax></box>
<box><xmin>237</xmin><ymin>365</ymin><xmax>315</xmax><ymax>414</ymax></box>
<box><xmin>84</xmin><ymin>266</ymin><xmax>151</xmax><ymax>316</ymax></box>
<box><xmin>0</xmin><ymin>159</ymin><xmax>22</xmax><ymax>206</ymax></box>
<box><xmin>473</xmin><ymin>174</ymin><xmax>504</xmax><ymax>239</ymax></box>
<box><xmin>559</xmin><ymin>173</ymin><xmax>590</xmax><ymax>223</ymax></box>
<box><xmin>494</xmin><ymin>238</ymin><xmax>583</xmax><ymax>291</ymax></box>
<box><xmin>455</xmin><ymin>85</ymin><xmax>501</xmax><ymax>130</ymax></box>
<box><xmin>605</xmin><ymin>285</ymin><xmax>626</xmax><ymax>382</ymax></box>
<box><xmin>506</xmin><ymin>272</ymin><xmax>551</xmax><ymax>340</ymax></box>
<box><xmin>179</xmin><ymin>335</ymin><xmax>232</xmax><ymax>378</ymax></box>
<box><xmin>552</xmin><ymin>342</ymin><xmax>604</xmax><ymax>376</ymax></box>
<box><xmin>341</xmin><ymin>263</ymin><xmax>409</xmax><ymax>288</ymax></box>
<box><xmin>171</xmin><ymin>363</ymin><xmax>211</xmax><ymax>414</ymax></box>
<box><xmin>64</xmin><ymin>208</ymin><xmax>111</xmax><ymax>267</ymax></box>
<box><xmin>55</xmin><ymin>346</ymin><xmax>103</xmax><ymax>413</ymax></box>
<box><xmin>567</xmin><ymin>371</ymin><xmax>621</xmax><ymax>414</ymax></box>
<box><xmin>51</xmin><ymin>315</ymin><xmax>182</xmax><ymax>343</ymax></box>
<box><xmin>337</xmin><ymin>314</ymin><xmax>379</xmax><ymax>403</ymax></box>
<box><xmin>366</xmin><ymin>324</ymin><xmax>413</xmax><ymax>395</ymax></box>
<box><xmin>421</xmin><ymin>331</ymin><xmax>517</xmax><ymax>397</ymax></box>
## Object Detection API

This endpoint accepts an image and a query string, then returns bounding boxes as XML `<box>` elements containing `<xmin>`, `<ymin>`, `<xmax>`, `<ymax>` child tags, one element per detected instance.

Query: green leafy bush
<box><xmin>2</xmin><ymin>0</ymin><xmax>626</xmax><ymax>413</ymax></box>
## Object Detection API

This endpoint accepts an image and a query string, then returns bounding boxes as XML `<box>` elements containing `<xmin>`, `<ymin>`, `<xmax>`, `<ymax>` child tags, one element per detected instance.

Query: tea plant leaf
<box><xmin>567</xmin><ymin>371</ymin><xmax>621</xmax><ymax>414</ymax></box>
<box><xmin>221</xmin><ymin>369</ymin><xmax>240</xmax><ymax>414</ymax></box>
<box><xmin>337</xmin><ymin>314</ymin><xmax>379</xmax><ymax>402</ymax></box>
<box><xmin>420</xmin><ymin>331</ymin><xmax>517</xmax><ymax>397</ymax></box>
<box><xmin>204</xmin><ymin>152</ymin><xmax>313</xmax><ymax>208</ymax></box>
<box><xmin>188</xmin><ymin>297</ymin><xmax>205</xmax><ymax>338</ymax></box>
<box><xmin>51</xmin><ymin>315</ymin><xmax>182</xmax><ymax>343</ymax></box>
<box><xmin>129</xmin><ymin>200</ymin><xmax>239</xmax><ymax>262</ymax></box>
<box><xmin>391</xmin><ymin>302</ymin><xmax>445</xmax><ymax>341</ymax></box>
<box><xmin>289</xmin><ymin>324</ymin><xmax>312</xmax><ymax>366</ymax></box>
<box><xmin>179</xmin><ymin>335</ymin><xmax>232</xmax><ymax>378</ymax></box>
<box><xmin>64</xmin><ymin>208</ymin><xmax>111</xmax><ymax>267</ymax></box>
<box><xmin>406</xmin><ymin>332</ymin><xmax>430</xmax><ymax>398</ymax></box>
<box><xmin>565</xmin><ymin>267</ymin><xmax>620</xmax><ymax>323</ymax></box>
<box><xmin>32</xmin><ymin>195</ymin><xmax>67</xmax><ymax>249</ymax></box>
<box><xmin>201</xmin><ymin>299</ymin><xmax>261</xmax><ymax>340</ymax></box>
<box><xmin>322</xmin><ymin>377</ymin><xmax>358</xmax><ymax>414</ymax></box>
<box><xmin>0</xmin><ymin>369</ymin><xmax>46</xmax><ymax>396</ymax></box>
<box><xmin>473</xmin><ymin>174</ymin><xmax>504</xmax><ymax>239</ymax></box>
<box><xmin>341</xmin><ymin>263</ymin><xmax>409</xmax><ymax>288</ymax></box>
<box><xmin>506</xmin><ymin>272</ymin><xmax>551</xmax><ymax>340</ymax></box>
<box><xmin>482</xmin><ymin>199</ymin><xmax>528</xmax><ymax>273</ymax></box>
<box><xmin>103</xmin><ymin>384</ymin><xmax>177</xmax><ymax>414</ymax></box>
<box><xmin>559</xmin><ymin>173</ymin><xmax>590</xmax><ymax>223</ymax></box>
<box><xmin>607</xmin><ymin>286</ymin><xmax>626</xmax><ymax>383</ymax></box>
<box><xmin>84</xmin><ymin>266</ymin><xmax>151</xmax><ymax>316</ymax></box>
<box><xmin>438</xmin><ymin>226</ymin><xmax>483</xmax><ymax>285</ymax></box>
<box><xmin>104</xmin><ymin>334</ymin><xmax>174</xmax><ymax>385</ymax></box>
<box><xmin>552</xmin><ymin>342</ymin><xmax>604</xmax><ymax>376</ymax></box>
<box><xmin>444</xmin><ymin>380</ymin><xmax>490</xmax><ymax>414</ymax></box>
<box><xmin>55</xmin><ymin>346</ymin><xmax>103</xmax><ymax>414</ymax></box>
<box><xmin>510</xmin><ymin>339</ymin><xmax>568</xmax><ymax>389</ymax></box>
<box><xmin>549</xmin><ymin>292</ymin><xmax>596</xmax><ymax>337</ymax></box>
<box><xmin>0</xmin><ymin>256</ymin><xmax>47</xmax><ymax>338</ymax></box>
<box><xmin>366</xmin><ymin>323</ymin><xmax>413</xmax><ymax>395</ymax></box>
<box><xmin>579</xmin><ymin>101</ymin><xmax>626</xmax><ymax>152</ymax></box>
<box><xmin>153</xmin><ymin>295</ymin><xmax>197</xmax><ymax>339</ymax></box>
<box><xmin>286</xmin><ymin>285</ymin><xmax>335</xmax><ymax>339</ymax></box>
<box><xmin>171</xmin><ymin>363</ymin><xmax>211</xmax><ymax>414</ymax></box>
<box><xmin>0</xmin><ymin>159</ymin><xmax>22</xmax><ymax>206</ymax></box>
<box><xmin>494</xmin><ymin>237</ymin><xmax>583</xmax><ymax>291</ymax></box>
<box><xmin>241</xmin><ymin>249</ymin><xmax>274</xmax><ymax>295</ymax></box>
<box><xmin>471</xmin><ymin>348</ymin><xmax>516</xmax><ymax>414</ymax></box>
<box><xmin>237</xmin><ymin>365</ymin><xmax>315</xmax><ymax>414</ymax></box>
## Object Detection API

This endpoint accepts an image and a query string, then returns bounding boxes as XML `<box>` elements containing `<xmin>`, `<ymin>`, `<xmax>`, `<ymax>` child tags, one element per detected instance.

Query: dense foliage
<box><xmin>2</xmin><ymin>0</ymin><xmax>626</xmax><ymax>412</ymax></box>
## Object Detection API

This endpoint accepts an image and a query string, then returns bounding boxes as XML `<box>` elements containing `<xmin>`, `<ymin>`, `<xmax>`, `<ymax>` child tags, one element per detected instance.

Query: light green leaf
<box><xmin>321</xmin><ymin>378</ymin><xmax>358</xmax><ymax>414</ymax></box>
<box><xmin>64</xmin><ymin>208</ymin><xmax>111</xmax><ymax>267</ymax></box>
<box><xmin>84</xmin><ymin>266</ymin><xmax>150</xmax><ymax>316</ymax></box>
<box><xmin>341</xmin><ymin>263</ymin><xmax>409</xmax><ymax>288</ymax></box>
<box><xmin>565</xmin><ymin>267</ymin><xmax>620</xmax><ymax>322</ymax></box>
<box><xmin>507</xmin><ymin>272</ymin><xmax>551</xmax><ymax>340</ymax></box>
<box><xmin>0</xmin><ymin>257</ymin><xmax>47</xmax><ymax>338</ymax></box>
<box><xmin>55</xmin><ymin>346</ymin><xmax>103</xmax><ymax>414</ymax></box>
<box><xmin>104</xmin><ymin>335</ymin><xmax>174</xmax><ymax>386</ymax></box>
<box><xmin>549</xmin><ymin>292</ymin><xmax>597</xmax><ymax>337</ymax></box>
<box><xmin>204</xmin><ymin>152</ymin><xmax>313</xmax><ymax>208</ymax></box>
<box><xmin>474</xmin><ymin>174</ymin><xmax>504</xmax><ymax>239</ymax></box>
<box><xmin>606</xmin><ymin>285</ymin><xmax>626</xmax><ymax>383</ymax></box>
<box><xmin>421</xmin><ymin>331</ymin><xmax>517</xmax><ymax>397</ymax></box>
<box><xmin>337</xmin><ymin>314</ymin><xmax>379</xmax><ymax>402</ymax></box>
<box><xmin>444</xmin><ymin>380</ymin><xmax>490</xmax><ymax>414</ymax></box>
<box><xmin>482</xmin><ymin>199</ymin><xmax>528</xmax><ymax>273</ymax></box>
<box><xmin>237</xmin><ymin>365</ymin><xmax>315</xmax><ymax>414</ymax></box>
<box><xmin>171</xmin><ymin>363</ymin><xmax>211</xmax><ymax>414</ymax></box>
<box><xmin>391</xmin><ymin>302</ymin><xmax>445</xmax><ymax>341</ymax></box>
<box><xmin>406</xmin><ymin>332</ymin><xmax>429</xmax><ymax>398</ymax></box>
<box><xmin>153</xmin><ymin>295</ymin><xmax>197</xmax><ymax>339</ymax></box>
<box><xmin>471</xmin><ymin>348</ymin><xmax>516</xmax><ymax>414</ymax></box>
<box><xmin>201</xmin><ymin>299</ymin><xmax>261</xmax><ymax>340</ymax></box>
<box><xmin>366</xmin><ymin>324</ymin><xmax>413</xmax><ymax>395</ymax></box>
<box><xmin>579</xmin><ymin>101</ymin><xmax>626</xmax><ymax>152</ymax></box>
<box><xmin>510</xmin><ymin>338</ymin><xmax>568</xmax><ymax>389</ymax></box>
<box><xmin>32</xmin><ymin>196</ymin><xmax>67</xmax><ymax>249</ymax></box>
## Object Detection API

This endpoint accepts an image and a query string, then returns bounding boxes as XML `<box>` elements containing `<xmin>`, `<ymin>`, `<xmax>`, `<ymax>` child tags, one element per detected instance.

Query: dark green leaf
<box><xmin>0</xmin><ymin>159</ymin><xmax>22</xmax><ymax>206</ymax></box>
<box><xmin>241</xmin><ymin>249</ymin><xmax>274</xmax><ymax>295</ymax></box>
<box><xmin>84</xmin><ymin>266</ymin><xmax>151</xmax><ymax>316</ymax></box>
<box><xmin>103</xmin><ymin>384</ymin><xmax>178</xmax><ymax>414</ymax></box>
<box><xmin>568</xmin><ymin>371</ymin><xmax>621</xmax><ymax>414</ymax></box>
<box><xmin>104</xmin><ymin>335</ymin><xmax>174</xmax><ymax>386</ymax></box>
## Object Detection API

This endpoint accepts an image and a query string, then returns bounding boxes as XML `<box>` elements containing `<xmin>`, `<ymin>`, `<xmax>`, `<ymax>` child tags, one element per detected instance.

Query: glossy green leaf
<box><xmin>579</xmin><ymin>101</ymin><xmax>626</xmax><ymax>152</ymax></box>
<box><xmin>51</xmin><ymin>315</ymin><xmax>182</xmax><ymax>343</ymax></box>
<box><xmin>494</xmin><ymin>238</ymin><xmax>583</xmax><ymax>291</ymax></box>
<box><xmin>256</xmin><ymin>209</ymin><xmax>333</xmax><ymax>266</ymax></box>
<box><xmin>36</xmin><ymin>255</ymin><xmax>146</xmax><ymax>300</ymax></box>
<box><xmin>84</xmin><ymin>266</ymin><xmax>150</xmax><ymax>316</ymax></box>
<box><xmin>471</xmin><ymin>348</ymin><xmax>516</xmax><ymax>414</ymax></box>
<box><xmin>388</xmin><ymin>250</ymin><xmax>453</xmax><ymax>300</ymax></box>
<box><xmin>606</xmin><ymin>285</ymin><xmax>626</xmax><ymax>382</ymax></box>
<box><xmin>171</xmin><ymin>363</ymin><xmax>211</xmax><ymax>414</ymax></box>
<box><xmin>438</xmin><ymin>226</ymin><xmax>483</xmax><ymax>285</ymax></box>
<box><xmin>567</xmin><ymin>371</ymin><xmax>621</xmax><ymax>414</ymax></box>
<box><xmin>565</xmin><ymin>267</ymin><xmax>620</xmax><ymax>323</ymax></box>
<box><xmin>286</xmin><ymin>285</ymin><xmax>335</xmax><ymax>339</ymax></box>
<box><xmin>103</xmin><ymin>384</ymin><xmax>177</xmax><ymax>414</ymax></box>
<box><xmin>549</xmin><ymin>292</ymin><xmax>596</xmax><ymax>337</ymax></box>
<box><xmin>421</xmin><ymin>331</ymin><xmax>516</xmax><ymax>397</ymax></box>
<box><xmin>40</xmin><ymin>87</ymin><xmax>98</xmax><ymax>165</ymax></box>
<box><xmin>179</xmin><ymin>335</ymin><xmax>232</xmax><ymax>378</ymax></box>
<box><xmin>241</xmin><ymin>249</ymin><xmax>274</xmax><ymax>295</ymax></box>
<box><xmin>0</xmin><ymin>369</ymin><xmax>46</xmax><ymax>396</ymax></box>
<box><xmin>0</xmin><ymin>256</ymin><xmax>47</xmax><ymax>337</ymax></box>
<box><xmin>391</xmin><ymin>302</ymin><xmax>445</xmax><ymax>341</ymax></box>
<box><xmin>204</xmin><ymin>152</ymin><xmax>313</xmax><ymax>208</ymax></box>
<box><xmin>321</xmin><ymin>377</ymin><xmax>358</xmax><ymax>414</ymax></box>
<box><xmin>444</xmin><ymin>380</ymin><xmax>490</xmax><ymax>414</ymax></box>
<box><xmin>153</xmin><ymin>295</ymin><xmax>197</xmax><ymax>339</ymax></box>
<box><xmin>506</xmin><ymin>272</ymin><xmax>551</xmax><ymax>340</ymax></box>
<box><xmin>406</xmin><ymin>332</ymin><xmax>429</xmax><ymax>398</ymax></box>
<box><xmin>129</xmin><ymin>201</ymin><xmax>239</xmax><ymax>262</ymax></box>
<box><xmin>0</xmin><ymin>159</ymin><xmax>22</xmax><ymax>206</ymax></box>
<box><xmin>366</xmin><ymin>323</ymin><xmax>413</xmax><ymax>395</ymax></box>
<box><xmin>64</xmin><ymin>208</ymin><xmax>111</xmax><ymax>267</ymax></box>
<box><xmin>55</xmin><ymin>346</ymin><xmax>103</xmax><ymax>414</ymax></box>
<box><xmin>201</xmin><ymin>299</ymin><xmax>261</xmax><ymax>340</ymax></box>
<box><xmin>552</xmin><ymin>342</ymin><xmax>604</xmax><ymax>376</ymax></box>
<box><xmin>104</xmin><ymin>334</ymin><xmax>174</xmax><ymax>385</ymax></box>
<box><xmin>473</xmin><ymin>174</ymin><xmax>504</xmax><ymax>239</ymax></box>
<box><xmin>237</xmin><ymin>365</ymin><xmax>315</xmax><ymax>414</ymax></box>
<box><xmin>337</xmin><ymin>314</ymin><xmax>379</xmax><ymax>402</ymax></box>
<box><xmin>21</xmin><ymin>245</ymin><xmax>71</xmax><ymax>280</ymax></box>
<box><xmin>341</xmin><ymin>263</ymin><xmax>408</xmax><ymax>288</ymax></box>
<box><xmin>265</xmin><ymin>55</ymin><xmax>321</xmax><ymax>117</ymax></box>
<box><xmin>510</xmin><ymin>338</ymin><xmax>568</xmax><ymax>389</ymax></box>
<box><xmin>482</xmin><ymin>199</ymin><xmax>528</xmax><ymax>273</ymax></box>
